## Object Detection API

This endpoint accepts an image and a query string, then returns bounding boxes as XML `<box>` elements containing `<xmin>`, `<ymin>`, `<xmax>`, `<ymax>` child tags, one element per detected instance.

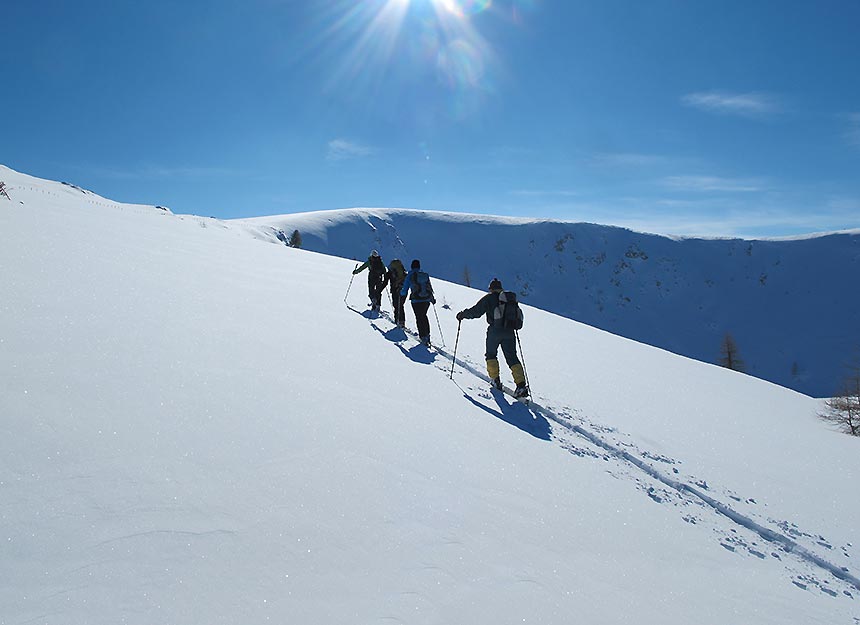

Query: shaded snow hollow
<box><xmin>240</xmin><ymin>207</ymin><xmax>860</xmax><ymax>398</ymax></box>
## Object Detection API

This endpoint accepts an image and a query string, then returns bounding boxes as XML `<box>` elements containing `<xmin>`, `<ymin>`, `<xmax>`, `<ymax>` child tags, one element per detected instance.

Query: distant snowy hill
<box><xmin>2</xmin><ymin>164</ymin><xmax>859</xmax><ymax>624</ymax></box>
<box><xmin>239</xmin><ymin>208</ymin><xmax>860</xmax><ymax>398</ymax></box>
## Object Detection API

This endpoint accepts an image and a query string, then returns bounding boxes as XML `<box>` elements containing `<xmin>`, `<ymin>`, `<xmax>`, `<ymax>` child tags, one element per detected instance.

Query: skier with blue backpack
<box><xmin>400</xmin><ymin>259</ymin><xmax>435</xmax><ymax>346</ymax></box>
<box><xmin>456</xmin><ymin>278</ymin><xmax>529</xmax><ymax>398</ymax></box>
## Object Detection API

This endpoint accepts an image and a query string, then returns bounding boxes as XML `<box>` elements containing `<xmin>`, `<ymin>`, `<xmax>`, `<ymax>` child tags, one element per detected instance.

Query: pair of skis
<box><xmin>491</xmin><ymin>382</ymin><xmax>531</xmax><ymax>406</ymax></box>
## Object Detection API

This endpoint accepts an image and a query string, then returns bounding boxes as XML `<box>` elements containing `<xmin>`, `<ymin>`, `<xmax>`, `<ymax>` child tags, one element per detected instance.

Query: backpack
<box><xmin>410</xmin><ymin>270</ymin><xmax>434</xmax><ymax>300</ymax></box>
<box><xmin>369</xmin><ymin>254</ymin><xmax>385</xmax><ymax>274</ymax></box>
<box><xmin>493</xmin><ymin>291</ymin><xmax>524</xmax><ymax>330</ymax></box>
<box><xmin>389</xmin><ymin>259</ymin><xmax>406</xmax><ymax>287</ymax></box>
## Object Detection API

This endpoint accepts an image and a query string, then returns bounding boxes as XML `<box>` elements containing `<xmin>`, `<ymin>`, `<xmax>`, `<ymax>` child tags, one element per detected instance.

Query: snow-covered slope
<box><xmin>238</xmin><ymin>208</ymin><xmax>860</xmax><ymax>398</ymax></box>
<box><xmin>2</xmin><ymin>165</ymin><xmax>859</xmax><ymax>624</ymax></box>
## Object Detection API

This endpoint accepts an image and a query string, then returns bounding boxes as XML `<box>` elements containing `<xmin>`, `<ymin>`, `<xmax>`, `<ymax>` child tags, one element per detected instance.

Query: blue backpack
<box><xmin>410</xmin><ymin>271</ymin><xmax>434</xmax><ymax>300</ymax></box>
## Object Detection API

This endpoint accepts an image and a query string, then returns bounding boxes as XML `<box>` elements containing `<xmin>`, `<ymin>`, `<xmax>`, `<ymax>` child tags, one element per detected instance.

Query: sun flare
<box><xmin>398</xmin><ymin>0</ymin><xmax>493</xmax><ymax>17</ymax></box>
<box><xmin>305</xmin><ymin>0</ymin><xmax>524</xmax><ymax>118</ymax></box>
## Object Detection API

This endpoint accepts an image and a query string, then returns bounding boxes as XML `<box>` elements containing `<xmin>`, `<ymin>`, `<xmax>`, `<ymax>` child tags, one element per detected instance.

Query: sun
<box><xmin>435</xmin><ymin>0</ymin><xmax>493</xmax><ymax>17</ymax></box>
<box><xmin>305</xmin><ymin>0</ymin><xmax>500</xmax><ymax>112</ymax></box>
<box><xmin>397</xmin><ymin>0</ymin><xmax>493</xmax><ymax>18</ymax></box>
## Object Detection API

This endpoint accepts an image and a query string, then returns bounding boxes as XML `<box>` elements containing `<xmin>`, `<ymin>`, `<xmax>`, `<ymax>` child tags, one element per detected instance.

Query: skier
<box><xmin>456</xmin><ymin>278</ymin><xmax>529</xmax><ymax>398</ymax></box>
<box><xmin>381</xmin><ymin>258</ymin><xmax>408</xmax><ymax>327</ymax></box>
<box><xmin>400</xmin><ymin>259</ymin><xmax>435</xmax><ymax>346</ymax></box>
<box><xmin>352</xmin><ymin>250</ymin><xmax>386</xmax><ymax>312</ymax></box>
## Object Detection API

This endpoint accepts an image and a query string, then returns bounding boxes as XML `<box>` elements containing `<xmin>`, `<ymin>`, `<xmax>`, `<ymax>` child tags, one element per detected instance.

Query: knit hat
<box><xmin>488</xmin><ymin>278</ymin><xmax>503</xmax><ymax>292</ymax></box>
<box><xmin>371</xmin><ymin>250</ymin><xmax>379</xmax><ymax>257</ymax></box>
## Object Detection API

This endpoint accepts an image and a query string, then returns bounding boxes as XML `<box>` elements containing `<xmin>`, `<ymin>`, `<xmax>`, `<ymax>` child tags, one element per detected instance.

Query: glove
<box><xmin>431</xmin><ymin>297</ymin><xmax>436</xmax><ymax>305</ymax></box>
<box><xmin>456</xmin><ymin>311</ymin><xmax>464</xmax><ymax>321</ymax></box>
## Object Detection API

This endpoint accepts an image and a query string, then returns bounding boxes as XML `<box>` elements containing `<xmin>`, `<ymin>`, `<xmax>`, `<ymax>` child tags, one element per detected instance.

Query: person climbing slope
<box><xmin>352</xmin><ymin>250</ymin><xmax>386</xmax><ymax>312</ymax></box>
<box><xmin>400</xmin><ymin>259</ymin><xmax>435</xmax><ymax>346</ymax></box>
<box><xmin>457</xmin><ymin>278</ymin><xmax>529</xmax><ymax>398</ymax></box>
<box><xmin>382</xmin><ymin>258</ymin><xmax>407</xmax><ymax>327</ymax></box>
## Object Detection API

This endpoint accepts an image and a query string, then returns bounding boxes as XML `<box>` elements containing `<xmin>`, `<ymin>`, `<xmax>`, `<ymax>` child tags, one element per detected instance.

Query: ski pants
<box><xmin>391</xmin><ymin>287</ymin><xmax>407</xmax><ymax>326</ymax></box>
<box><xmin>368</xmin><ymin>274</ymin><xmax>385</xmax><ymax>307</ymax></box>
<box><xmin>485</xmin><ymin>327</ymin><xmax>525</xmax><ymax>385</ymax></box>
<box><xmin>411</xmin><ymin>301</ymin><xmax>431</xmax><ymax>339</ymax></box>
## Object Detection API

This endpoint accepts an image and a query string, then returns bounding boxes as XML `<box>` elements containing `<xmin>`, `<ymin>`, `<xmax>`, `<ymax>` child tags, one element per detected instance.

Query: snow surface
<box><xmin>1</xmin><ymin>164</ymin><xmax>859</xmax><ymax>624</ymax></box>
<box><xmin>238</xmin><ymin>207</ymin><xmax>860</xmax><ymax>398</ymax></box>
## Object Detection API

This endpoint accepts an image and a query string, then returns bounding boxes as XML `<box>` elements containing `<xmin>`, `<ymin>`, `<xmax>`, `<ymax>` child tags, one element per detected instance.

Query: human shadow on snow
<box><xmin>363</xmin><ymin>315</ymin><xmax>548</xmax><ymax>440</ymax></box>
<box><xmin>461</xmin><ymin>387</ymin><xmax>552</xmax><ymax>442</ymax></box>
<box><xmin>397</xmin><ymin>343</ymin><xmax>437</xmax><ymax>365</ymax></box>
<box><xmin>369</xmin><ymin>322</ymin><xmax>437</xmax><ymax>365</ymax></box>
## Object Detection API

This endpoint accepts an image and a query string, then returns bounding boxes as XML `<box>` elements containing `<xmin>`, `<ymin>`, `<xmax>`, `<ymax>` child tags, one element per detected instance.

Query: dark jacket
<box><xmin>460</xmin><ymin>292</ymin><xmax>501</xmax><ymax>324</ymax></box>
<box><xmin>354</xmin><ymin>255</ymin><xmax>386</xmax><ymax>278</ymax></box>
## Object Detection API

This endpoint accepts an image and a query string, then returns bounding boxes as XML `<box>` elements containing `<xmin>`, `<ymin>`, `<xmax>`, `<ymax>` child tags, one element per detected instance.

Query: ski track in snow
<box><xmin>356</xmin><ymin>305</ymin><xmax>860</xmax><ymax>600</ymax></box>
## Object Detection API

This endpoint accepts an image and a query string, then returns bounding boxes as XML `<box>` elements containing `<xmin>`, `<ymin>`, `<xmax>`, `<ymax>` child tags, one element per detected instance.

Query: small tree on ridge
<box><xmin>718</xmin><ymin>333</ymin><xmax>745</xmax><ymax>372</ymax></box>
<box><xmin>288</xmin><ymin>229</ymin><xmax>303</xmax><ymax>248</ymax></box>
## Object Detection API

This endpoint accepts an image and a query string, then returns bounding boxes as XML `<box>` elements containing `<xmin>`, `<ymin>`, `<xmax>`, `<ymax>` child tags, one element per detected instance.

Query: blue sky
<box><xmin>2</xmin><ymin>0</ymin><xmax>859</xmax><ymax>236</ymax></box>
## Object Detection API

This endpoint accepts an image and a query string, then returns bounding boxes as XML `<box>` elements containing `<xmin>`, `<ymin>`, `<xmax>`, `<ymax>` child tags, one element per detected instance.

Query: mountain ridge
<box><xmin>239</xmin><ymin>207</ymin><xmax>860</xmax><ymax>397</ymax></box>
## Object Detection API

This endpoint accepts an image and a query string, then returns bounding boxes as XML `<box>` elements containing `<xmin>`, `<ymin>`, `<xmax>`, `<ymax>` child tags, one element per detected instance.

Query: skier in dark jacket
<box><xmin>400</xmin><ymin>259</ymin><xmax>435</xmax><ymax>345</ymax></box>
<box><xmin>457</xmin><ymin>278</ymin><xmax>528</xmax><ymax>398</ymax></box>
<box><xmin>381</xmin><ymin>258</ymin><xmax>408</xmax><ymax>327</ymax></box>
<box><xmin>353</xmin><ymin>250</ymin><xmax>386</xmax><ymax>312</ymax></box>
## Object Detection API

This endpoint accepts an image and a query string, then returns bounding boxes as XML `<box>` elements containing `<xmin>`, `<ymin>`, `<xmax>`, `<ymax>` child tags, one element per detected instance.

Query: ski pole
<box><xmin>515</xmin><ymin>329</ymin><xmax>531</xmax><ymax>391</ymax></box>
<box><xmin>344</xmin><ymin>264</ymin><xmax>358</xmax><ymax>304</ymax></box>
<box><xmin>432</xmin><ymin>303</ymin><xmax>445</xmax><ymax>347</ymax></box>
<box><xmin>449</xmin><ymin>320</ymin><xmax>462</xmax><ymax>379</ymax></box>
